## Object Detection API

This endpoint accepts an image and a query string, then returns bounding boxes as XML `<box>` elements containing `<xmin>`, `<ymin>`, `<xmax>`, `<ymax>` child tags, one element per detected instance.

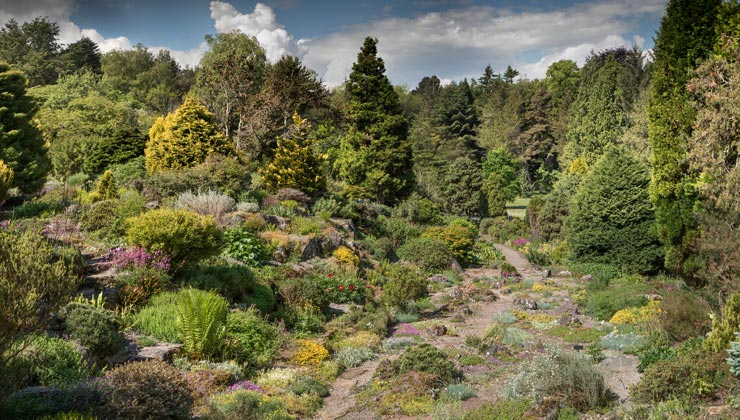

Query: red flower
<box><xmin>325</xmin><ymin>287</ymin><xmax>331</xmax><ymax>292</ymax></box>
<box><xmin>366</xmin><ymin>284</ymin><xmax>372</xmax><ymax>288</ymax></box>
<box><xmin>349</xmin><ymin>284</ymin><xmax>355</xmax><ymax>290</ymax></box>
<box><xmin>338</xmin><ymin>285</ymin><xmax>344</xmax><ymax>291</ymax></box>
<box><xmin>327</xmin><ymin>273</ymin><xmax>333</xmax><ymax>278</ymax></box>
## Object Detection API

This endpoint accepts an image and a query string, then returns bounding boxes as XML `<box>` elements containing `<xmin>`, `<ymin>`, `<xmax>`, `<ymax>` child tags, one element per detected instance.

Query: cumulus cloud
<box><xmin>209</xmin><ymin>1</ymin><xmax>306</xmax><ymax>62</ymax></box>
<box><xmin>301</xmin><ymin>0</ymin><xmax>666</xmax><ymax>86</ymax></box>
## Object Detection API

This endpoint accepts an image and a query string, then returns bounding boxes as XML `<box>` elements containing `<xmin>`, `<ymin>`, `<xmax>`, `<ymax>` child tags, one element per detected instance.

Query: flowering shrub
<box><xmin>291</xmin><ymin>340</ymin><xmax>329</xmax><ymax>366</ymax></box>
<box><xmin>499</xmin><ymin>262</ymin><xmax>518</xmax><ymax>277</ymax></box>
<box><xmin>105</xmin><ymin>246</ymin><xmax>171</xmax><ymax>271</ymax></box>
<box><xmin>316</xmin><ymin>272</ymin><xmax>368</xmax><ymax>304</ymax></box>
<box><xmin>228</xmin><ymin>381</ymin><xmax>265</xmax><ymax>394</ymax></box>
<box><xmin>512</xmin><ymin>237</ymin><xmax>529</xmax><ymax>248</ymax></box>
<box><xmin>394</xmin><ymin>323</ymin><xmax>421</xmax><ymax>336</ymax></box>
<box><xmin>609</xmin><ymin>300</ymin><xmax>662</xmax><ymax>325</ymax></box>
<box><xmin>333</xmin><ymin>246</ymin><xmax>359</xmax><ymax>266</ymax></box>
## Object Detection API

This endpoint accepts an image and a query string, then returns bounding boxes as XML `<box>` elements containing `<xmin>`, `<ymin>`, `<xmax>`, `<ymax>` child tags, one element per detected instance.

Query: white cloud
<box><xmin>300</xmin><ymin>0</ymin><xmax>666</xmax><ymax>86</ymax></box>
<box><xmin>209</xmin><ymin>1</ymin><xmax>306</xmax><ymax>62</ymax></box>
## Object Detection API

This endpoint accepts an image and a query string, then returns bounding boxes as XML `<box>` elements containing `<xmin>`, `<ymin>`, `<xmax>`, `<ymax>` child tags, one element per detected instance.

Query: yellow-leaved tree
<box><xmin>145</xmin><ymin>96</ymin><xmax>235</xmax><ymax>173</ymax></box>
<box><xmin>260</xmin><ymin>113</ymin><xmax>325</xmax><ymax>195</ymax></box>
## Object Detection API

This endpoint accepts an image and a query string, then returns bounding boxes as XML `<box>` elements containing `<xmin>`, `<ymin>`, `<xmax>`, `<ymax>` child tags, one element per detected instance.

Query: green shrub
<box><xmin>181</xmin><ymin>262</ymin><xmax>255</xmax><ymax>302</ymax></box>
<box><xmin>99</xmin><ymin>360</ymin><xmax>193</xmax><ymax>420</ymax></box>
<box><xmin>312</xmin><ymin>197</ymin><xmax>342</xmax><ymax>219</ymax></box>
<box><xmin>222</xmin><ymin>224</ymin><xmax>266</xmax><ymax>267</ymax></box>
<box><xmin>564</xmin><ymin>146</ymin><xmax>663</xmax><ymax>274</ymax></box>
<box><xmin>727</xmin><ymin>332</ymin><xmax>740</xmax><ymax>378</ymax></box>
<box><xmin>394</xmin><ymin>192</ymin><xmax>443</xmax><ymax>225</ymax></box>
<box><xmin>397</xmin><ymin>237</ymin><xmax>452</xmax><ymax>272</ymax></box>
<box><xmin>11</xmin><ymin>336</ymin><xmax>91</xmax><ymax>388</ymax></box>
<box><xmin>0</xmin><ymin>159</ymin><xmax>13</xmax><ymax>204</ymax></box>
<box><xmin>224</xmin><ymin>308</ymin><xmax>283</xmax><ymax>367</ymax></box>
<box><xmin>126</xmin><ymin>208</ymin><xmax>221</xmax><ymax>266</ymax></box>
<box><xmin>290</xmin><ymin>377</ymin><xmax>329</xmax><ymax>397</ymax></box>
<box><xmin>64</xmin><ymin>304</ymin><xmax>124</xmax><ymax>359</ymax></box>
<box><xmin>335</xmin><ymin>346</ymin><xmax>376</xmax><ymax>368</ymax></box>
<box><xmin>92</xmin><ymin>170</ymin><xmax>119</xmax><ymax>202</ymax></box>
<box><xmin>631</xmin><ymin>349</ymin><xmax>735</xmax><ymax>403</ymax></box>
<box><xmin>175</xmin><ymin>190</ymin><xmax>235</xmax><ymax>225</ymax></box>
<box><xmin>206</xmin><ymin>390</ymin><xmax>294</xmax><ymax>420</ymax></box>
<box><xmin>486</xmin><ymin>216</ymin><xmax>528</xmax><ymax>243</ymax></box>
<box><xmin>116</xmin><ymin>266</ymin><xmax>172</xmax><ymax>308</ymax></box>
<box><xmin>380</xmin><ymin>264</ymin><xmax>428</xmax><ymax>309</ymax></box>
<box><xmin>86</xmin><ymin>130</ymin><xmax>147</xmax><ymax>175</ymax></box>
<box><xmin>504</xmin><ymin>348</ymin><xmax>607</xmax><ymax>411</ymax></box>
<box><xmin>314</xmin><ymin>272</ymin><xmax>369</xmax><ymax>305</ymax></box>
<box><xmin>538</xmin><ymin>172</ymin><xmax>582</xmax><ymax>242</ymax></box>
<box><xmin>0</xmin><ymin>382</ymin><xmax>102</xmax><ymax>420</ymax></box>
<box><xmin>290</xmin><ymin>217</ymin><xmax>323</xmax><ymax>235</ymax></box>
<box><xmin>381</xmin><ymin>216</ymin><xmax>422</xmax><ymax>248</ymax></box>
<box><xmin>134</xmin><ymin>291</ymin><xmax>179</xmax><ymax>343</ymax></box>
<box><xmin>176</xmin><ymin>289</ymin><xmax>229</xmax><ymax>359</ymax></box>
<box><xmin>584</xmin><ymin>276</ymin><xmax>650</xmax><ymax>321</ymax></box>
<box><xmin>397</xmin><ymin>343</ymin><xmax>462</xmax><ymax>385</ymax></box>
<box><xmin>277</xmin><ymin>277</ymin><xmax>330</xmax><ymax>314</ymax></box>
<box><xmin>423</xmin><ymin>224</ymin><xmax>476</xmax><ymax>264</ymax></box>
<box><xmin>659</xmin><ymin>290</ymin><xmax>711</xmax><ymax>342</ymax></box>
<box><xmin>705</xmin><ymin>293</ymin><xmax>740</xmax><ymax>352</ymax></box>
<box><xmin>443</xmin><ymin>384</ymin><xmax>476</xmax><ymax>401</ymax></box>
<box><xmin>108</xmin><ymin>156</ymin><xmax>146</xmax><ymax>186</ymax></box>
<box><xmin>243</xmin><ymin>283</ymin><xmax>276</xmax><ymax>314</ymax></box>
<box><xmin>140</xmin><ymin>167</ymin><xmax>214</xmax><ymax>201</ymax></box>
<box><xmin>459</xmin><ymin>399</ymin><xmax>532</xmax><ymax>420</ymax></box>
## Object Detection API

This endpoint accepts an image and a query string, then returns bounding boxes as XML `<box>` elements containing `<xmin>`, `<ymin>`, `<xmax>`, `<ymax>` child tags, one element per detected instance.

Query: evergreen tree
<box><xmin>539</xmin><ymin>172</ymin><xmax>582</xmax><ymax>242</ymax></box>
<box><xmin>648</xmin><ymin>0</ymin><xmax>721</xmax><ymax>276</ymax></box>
<box><xmin>0</xmin><ymin>159</ymin><xmax>12</xmax><ymax>205</ymax></box>
<box><xmin>440</xmin><ymin>156</ymin><xmax>484</xmax><ymax>217</ymax></box>
<box><xmin>434</xmin><ymin>80</ymin><xmax>481</xmax><ymax>160</ymax></box>
<box><xmin>517</xmin><ymin>88</ymin><xmax>558</xmax><ymax>192</ymax></box>
<box><xmin>260</xmin><ymin>113</ymin><xmax>325</xmax><ymax>195</ymax></box>
<box><xmin>0</xmin><ymin>18</ymin><xmax>60</xmax><ymax>86</ymax></box>
<box><xmin>0</xmin><ymin>62</ymin><xmax>50</xmax><ymax>193</ymax></box>
<box><xmin>336</xmin><ymin>37</ymin><xmax>413</xmax><ymax>204</ymax></box>
<box><xmin>565</xmin><ymin>146</ymin><xmax>663</xmax><ymax>274</ymax></box>
<box><xmin>481</xmin><ymin>148</ymin><xmax>520</xmax><ymax>202</ymax></box>
<box><xmin>59</xmin><ymin>37</ymin><xmax>101</xmax><ymax>75</ymax></box>
<box><xmin>145</xmin><ymin>96</ymin><xmax>235</xmax><ymax>172</ymax></box>
<box><xmin>482</xmin><ymin>173</ymin><xmax>507</xmax><ymax>217</ymax></box>
<box><xmin>93</xmin><ymin>170</ymin><xmax>119</xmax><ymax>202</ymax></box>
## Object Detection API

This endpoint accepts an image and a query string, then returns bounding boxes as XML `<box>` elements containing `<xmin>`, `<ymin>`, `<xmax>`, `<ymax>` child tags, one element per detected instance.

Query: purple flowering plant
<box><xmin>105</xmin><ymin>246</ymin><xmax>170</xmax><ymax>271</ymax></box>
<box><xmin>228</xmin><ymin>380</ymin><xmax>265</xmax><ymax>394</ymax></box>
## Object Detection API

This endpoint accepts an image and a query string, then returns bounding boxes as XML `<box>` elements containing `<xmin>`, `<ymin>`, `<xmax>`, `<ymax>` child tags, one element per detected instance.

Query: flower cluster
<box><xmin>512</xmin><ymin>237</ymin><xmax>530</xmax><ymax>247</ymax></box>
<box><xmin>228</xmin><ymin>380</ymin><xmax>265</xmax><ymax>394</ymax></box>
<box><xmin>393</xmin><ymin>323</ymin><xmax>421</xmax><ymax>336</ymax></box>
<box><xmin>105</xmin><ymin>246</ymin><xmax>171</xmax><ymax>271</ymax></box>
<box><xmin>0</xmin><ymin>220</ymin><xmax>9</xmax><ymax>229</ymax></box>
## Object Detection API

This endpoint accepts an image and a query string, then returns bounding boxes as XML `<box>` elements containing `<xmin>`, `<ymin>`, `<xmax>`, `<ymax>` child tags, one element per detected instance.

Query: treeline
<box><xmin>0</xmin><ymin>0</ymin><xmax>739</xmax><ymax>293</ymax></box>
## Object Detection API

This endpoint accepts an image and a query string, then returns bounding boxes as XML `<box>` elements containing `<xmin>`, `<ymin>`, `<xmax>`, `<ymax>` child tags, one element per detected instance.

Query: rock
<box><xmin>431</xmin><ymin>325</ymin><xmax>447</xmax><ymax>336</ymax></box>
<box><xmin>451</xmin><ymin>258</ymin><xmax>464</xmax><ymax>273</ymax></box>
<box><xmin>319</xmin><ymin>229</ymin><xmax>343</xmax><ymax>254</ymax></box>
<box><xmin>145</xmin><ymin>200</ymin><xmax>159</xmax><ymax>210</ymax></box>
<box><xmin>492</xmin><ymin>281</ymin><xmax>504</xmax><ymax>289</ymax></box>
<box><xmin>448</xmin><ymin>287</ymin><xmax>463</xmax><ymax>300</ymax></box>
<box><xmin>645</xmin><ymin>293</ymin><xmax>663</xmax><ymax>301</ymax></box>
<box><xmin>135</xmin><ymin>343</ymin><xmax>183</xmax><ymax>362</ymax></box>
<box><xmin>263</xmin><ymin>214</ymin><xmax>289</xmax><ymax>230</ymax></box>
<box><xmin>557</xmin><ymin>270</ymin><xmax>572</xmax><ymax>277</ymax></box>
<box><xmin>580</xmin><ymin>274</ymin><xmax>593</xmax><ymax>282</ymax></box>
<box><xmin>272</xmin><ymin>246</ymin><xmax>289</xmax><ymax>263</ymax></box>
<box><xmin>427</xmin><ymin>274</ymin><xmax>448</xmax><ymax>283</ymax></box>
<box><xmin>486</xmin><ymin>343</ymin><xmax>512</xmax><ymax>356</ymax></box>
<box><xmin>301</xmin><ymin>237</ymin><xmax>324</xmax><ymax>260</ymax></box>
<box><xmin>329</xmin><ymin>218</ymin><xmax>357</xmax><ymax>238</ymax></box>
<box><xmin>558</xmin><ymin>313</ymin><xmax>582</xmax><ymax>327</ymax></box>
<box><xmin>500</xmin><ymin>288</ymin><xmax>512</xmax><ymax>295</ymax></box>
<box><xmin>457</xmin><ymin>305</ymin><xmax>474</xmax><ymax>316</ymax></box>
<box><xmin>542</xmin><ymin>269</ymin><xmax>551</xmax><ymax>278</ymax></box>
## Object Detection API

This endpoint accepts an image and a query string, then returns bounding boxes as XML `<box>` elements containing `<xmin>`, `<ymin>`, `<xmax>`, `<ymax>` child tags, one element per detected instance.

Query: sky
<box><xmin>0</xmin><ymin>0</ymin><xmax>667</xmax><ymax>87</ymax></box>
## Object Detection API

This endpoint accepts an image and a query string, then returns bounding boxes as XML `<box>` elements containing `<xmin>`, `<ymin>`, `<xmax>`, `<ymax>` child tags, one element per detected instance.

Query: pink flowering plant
<box><xmin>393</xmin><ymin>323</ymin><xmax>421</xmax><ymax>336</ymax></box>
<box><xmin>228</xmin><ymin>380</ymin><xmax>265</xmax><ymax>394</ymax></box>
<box><xmin>106</xmin><ymin>246</ymin><xmax>172</xmax><ymax>307</ymax></box>
<box><xmin>105</xmin><ymin>246</ymin><xmax>171</xmax><ymax>271</ymax></box>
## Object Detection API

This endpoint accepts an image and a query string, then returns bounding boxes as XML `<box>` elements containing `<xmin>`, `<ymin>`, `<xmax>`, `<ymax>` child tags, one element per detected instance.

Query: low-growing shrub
<box><xmin>380</xmin><ymin>264</ymin><xmax>428</xmax><ymax>309</ymax></box>
<box><xmin>333</xmin><ymin>245</ymin><xmax>359</xmax><ymax>266</ymax></box>
<box><xmin>659</xmin><ymin>290</ymin><xmax>711</xmax><ymax>342</ymax></box>
<box><xmin>126</xmin><ymin>208</ymin><xmax>221</xmax><ymax>266</ymax></box>
<box><xmin>206</xmin><ymin>390</ymin><xmax>294</xmax><ymax>420</ymax></box>
<box><xmin>175</xmin><ymin>190</ymin><xmax>235</xmax><ymax>226</ymax></box>
<box><xmin>397</xmin><ymin>343</ymin><xmax>462</xmax><ymax>385</ymax></box>
<box><xmin>0</xmin><ymin>382</ymin><xmax>103</xmax><ymax>419</ymax></box>
<box><xmin>397</xmin><ymin>237</ymin><xmax>452</xmax><ymax>272</ymax></box>
<box><xmin>486</xmin><ymin>216</ymin><xmax>528</xmax><ymax>243</ymax></box>
<box><xmin>335</xmin><ymin>346</ymin><xmax>376</xmax><ymax>368</ymax></box>
<box><xmin>64</xmin><ymin>304</ymin><xmax>124</xmax><ymax>359</ymax></box>
<box><xmin>459</xmin><ymin>399</ymin><xmax>532</xmax><ymax>420</ymax></box>
<box><xmin>504</xmin><ymin>348</ymin><xmax>607</xmax><ymax>411</ymax></box>
<box><xmin>116</xmin><ymin>266</ymin><xmax>172</xmax><ymax>308</ymax></box>
<box><xmin>242</xmin><ymin>282</ymin><xmax>276</xmax><ymax>314</ymax></box>
<box><xmin>181</xmin><ymin>262</ymin><xmax>255</xmax><ymax>302</ymax></box>
<box><xmin>12</xmin><ymin>336</ymin><xmax>91</xmax><ymax>388</ymax></box>
<box><xmin>705</xmin><ymin>293</ymin><xmax>740</xmax><ymax>352</ymax></box>
<box><xmin>134</xmin><ymin>291</ymin><xmax>179</xmax><ymax>343</ymax></box>
<box><xmin>314</xmin><ymin>272</ymin><xmax>369</xmax><ymax>305</ymax></box>
<box><xmin>422</xmin><ymin>224</ymin><xmax>476</xmax><ymax>264</ymax></box>
<box><xmin>291</xmin><ymin>339</ymin><xmax>330</xmax><ymax>366</ymax></box>
<box><xmin>443</xmin><ymin>384</ymin><xmax>476</xmax><ymax>401</ymax></box>
<box><xmin>176</xmin><ymin>289</ymin><xmax>228</xmax><ymax>359</ymax></box>
<box><xmin>224</xmin><ymin>308</ymin><xmax>283</xmax><ymax>367</ymax></box>
<box><xmin>222</xmin><ymin>224</ymin><xmax>266</xmax><ymax>267</ymax></box>
<box><xmin>99</xmin><ymin>360</ymin><xmax>193</xmax><ymax>420</ymax></box>
<box><xmin>584</xmin><ymin>276</ymin><xmax>650</xmax><ymax>321</ymax></box>
<box><xmin>277</xmin><ymin>277</ymin><xmax>330</xmax><ymax>314</ymax></box>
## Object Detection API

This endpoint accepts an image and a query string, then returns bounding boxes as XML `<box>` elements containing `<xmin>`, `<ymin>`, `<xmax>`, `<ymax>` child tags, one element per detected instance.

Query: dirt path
<box><xmin>316</xmin><ymin>360</ymin><xmax>381</xmax><ymax>420</ymax></box>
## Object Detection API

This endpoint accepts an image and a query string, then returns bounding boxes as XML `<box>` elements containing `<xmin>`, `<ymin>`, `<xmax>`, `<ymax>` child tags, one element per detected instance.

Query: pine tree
<box><xmin>260</xmin><ymin>113</ymin><xmax>326</xmax><ymax>195</ymax></box>
<box><xmin>336</xmin><ymin>37</ymin><xmax>413</xmax><ymax>204</ymax></box>
<box><xmin>145</xmin><ymin>96</ymin><xmax>235</xmax><ymax>173</ymax></box>
<box><xmin>0</xmin><ymin>62</ymin><xmax>50</xmax><ymax>194</ymax></box>
<box><xmin>440</xmin><ymin>156</ymin><xmax>484</xmax><ymax>217</ymax></box>
<box><xmin>565</xmin><ymin>146</ymin><xmax>663</xmax><ymax>274</ymax></box>
<box><xmin>0</xmin><ymin>159</ymin><xmax>12</xmax><ymax>204</ymax></box>
<box><xmin>649</xmin><ymin>0</ymin><xmax>721</xmax><ymax>276</ymax></box>
<box><xmin>93</xmin><ymin>170</ymin><xmax>118</xmax><ymax>202</ymax></box>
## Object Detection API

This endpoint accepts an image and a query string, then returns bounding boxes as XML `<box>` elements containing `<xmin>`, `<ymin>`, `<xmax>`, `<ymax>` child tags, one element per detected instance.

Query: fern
<box><xmin>176</xmin><ymin>289</ymin><xmax>228</xmax><ymax>359</ymax></box>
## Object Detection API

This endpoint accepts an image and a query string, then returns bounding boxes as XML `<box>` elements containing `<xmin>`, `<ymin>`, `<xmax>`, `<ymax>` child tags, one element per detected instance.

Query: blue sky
<box><xmin>1</xmin><ymin>0</ymin><xmax>667</xmax><ymax>87</ymax></box>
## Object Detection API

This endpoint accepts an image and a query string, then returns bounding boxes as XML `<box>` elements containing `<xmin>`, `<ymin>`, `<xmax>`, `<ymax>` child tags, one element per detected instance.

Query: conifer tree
<box><xmin>92</xmin><ymin>170</ymin><xmax>118</xmax><ymax>202</ymax></box>
<box><xmin>336</xmin><ymin>37</ymin><xmax>413</xmax><ymax>204</ymax></box>
<box><xmin>0</xmin><ymin>62</ymin><xmax>50</xmax><ymax>194</ymax></box>
<box><xmin>648</xmin><ymin>0</ymin><xmax>721</xmax><ymax>276</ymax></box>
<box><xmin>260</xmin><ymin>113</ymin><xmax>325</xmax><ymax>195</ymax></box>
<box><xmin>0</xmin><ymin>159</ymin><xmax>12</xmax><ymax>204</ymax></box>
<box><xmin>145</xmin><ymin>96</ymin><xmax>235</xmax><ymax>173</ymax></box>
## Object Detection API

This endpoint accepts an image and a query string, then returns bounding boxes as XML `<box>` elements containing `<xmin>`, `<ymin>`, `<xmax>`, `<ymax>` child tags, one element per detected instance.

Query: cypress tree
<box><xmin>336</xmin><ymin>37</ymin><xmax>413</xmax><ymax>204</ymax></box>
<box><xmin>648</xmin><ymin>0</ymin><xmax>721</xmax><ymax>276</ymax></box>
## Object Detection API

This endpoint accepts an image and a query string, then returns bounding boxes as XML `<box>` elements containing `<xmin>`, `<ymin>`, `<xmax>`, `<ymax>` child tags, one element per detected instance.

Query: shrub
<box><xmin>660</xmin><ymin>290</ymin><xmax>711</xmax><ymax>341</ymax></box>
<box><xmin>609</xmin><ymin>300</ymin><xmax>662</xmax><ymax>326</ymax></box>
<box><xmin>397</xmin><ymin>343</ymin><xmax>462</xmax><ymax>385</ymax></box>
<box><xmin>134</xmin><ymin>291</ymin><xmax>179</xmax><ymax>343</ymax></box>
<box><xmin>108</xmin><ymin>156</ymin><xmax>146</xmax><ymax>186</ymax></box>
<box><xmin>631</xmin><ymin>349</ymin><xmax>735</xmax><ymax>403</ymax></box>
<box><xmin>0</xmin><ymin>226</ymin><xmax>78</xmax><ymax>371</ymax></box>
<box><xmin>291</xmin><ymin>339</ymin><xmax>330</xmax><ymax>366</ymax></box>
<box><xmin>459</xmin><ymin>400</ymin><xmax>532</xmax><ymax>420</ymax></box>
<box><xmin>397</xmin><ymin>237</ymin><xmax>452</xmax><ymax>272</ymax></box>
<box><xmin>175</xmin><ymin>190</ymin><xmax>235</xmax><ymax>226</ymax></box>
<box><xmin>241</xmin><ymin>213</ymin><xmax>267</xmax><ymax>231</ymax></box>
<box><xmin>0</xmin><ymin>382</ymin><xmax>103</xmax><ymax>419</ymax></box>
<box><xmin>290</xmin><ymin>217</ymin><xmax>323</xmax><ymax>235</ymax></box>
<box><xmin>0</xmin><ymin>159</ymin><xmax>13</xmax><ymax>204</ymax></box>
<box><xmin>380</xmin><ymin>263</ymin><xmax>428</xmax><ymax>309</ymax></box>
<box><xmin>423</xmin><ymin>224</ymin><xmax>476</xmax><ymax>264</ymax></box>
<box><xmin>486</xmin><ymin>216</ymin><xmax>528</xmax><ymax>243</ymax></box>
<box><xmin>99</xmin><ymin>360</ymin><xmax>193</xmax><ymax>420</ymax></box>
<box><xmin>443</xmin><ymin>384</ymin><xmax>476</xmax><ymax>401</ymax></box>
<box><xmin>242</xmin><ymin>283</ymin><xmax>276</xmax><ymax>314</ymax></box>
<box><xmin>333</xmin><ymin>245</ymin><xmax>360</xmax><ymax>266</ymax></box>
<box><xmin>116</xmin><ymin>265</ymin><xmax>172</xmax><ymax>308</ymax></box>
<box><xmin>222</xmin><ymin>224</ymin><xmax>266</xmax><ymax>267</ymax></box>
<box><xmin>198</xmin><ymin>154</ymin><xmax>251</xmax><ymax>198</ymax></box>
<box><xmin>64</xmin><ymin>304</ymin><xmax>124</xmax><ymax>359</ymax></box>
<box><xmin>126</xmin><ymin>208</ymin><xmax>221</xmax><ymax>266</ymax></box>
<box><xmin>176</xmin><ymin>289</ymin><xmax>229</xmax><ymax>359</ymax></box>
<box><xmin>206</xmin><ymin>390</ymin><xmax>294</xmax><ymax>420</ymax></box>
<box><xmin>564</xmin><ymin>146</ymin><xmax>663</xmax><ymax>274</ymax></box>
<box><xmin>91</xmin><ymin>170</ymin><xmax>119</xmax><ymax>202</ymax></box>
<box><xmin>705</xmin><ymin>293</ymin><xmax>740</xmax><ymax>352</ymax></box>
<box><xmin>315</xmin><ymin>272</ymin><xmax>369</xmax><ymax>305</ymax></box>
<box><xmin>584</xmin><ymin>276</ymin><xmax>650</xmax><ymax>321</ymax></box>
<box><xmin>223</xmin><ymin>308</ymin><xmax>283</xmax><ymax>367</ymax></box>
<box><xmin>140</xmin><ymin>167</ymin><xmax>214</xmax><ymax>201</ymax></box>
<box><xmin>727</xmin><ymin>332</ymin><xmax>740</xmax><ymax>379</ymax></box>
<box><xmin>181</xmin><ymin>262</ymin><xmax>255</xmax><ymax>302</ymax></box>
<box><xmin>277</xmin><ymin>277</ymin><xmax>330</xmax><ymax>313</ymax></box>
<box><xmin>538</xmin><ymin>172</ymin><xmax>582</xmax><ymax>242</ymax></box>
<box><xmin>312</xmin><ymin>196</ymin><xmax>342</xmax><ymax>219</ymax></box>
<box><xmin>14</xmin><ymin>336</ymin><xmax>91</xmax><ymax>388</ymax></box>
<box><xmin>335</xmin><ymin>346</ymin><xmax>376</xmax><ymax>368</ymax></box>
<box><xmin>504</xmin><ymin>348</ymin><xmax>607</xmax><ymax>411</ymax></box>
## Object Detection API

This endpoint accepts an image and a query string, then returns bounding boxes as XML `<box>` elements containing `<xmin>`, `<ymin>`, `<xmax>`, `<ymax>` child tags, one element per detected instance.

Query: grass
<box><xmin>506</xmin><ymin>197</ymin><xmax>530</xmax><ymax>220</ymax></box>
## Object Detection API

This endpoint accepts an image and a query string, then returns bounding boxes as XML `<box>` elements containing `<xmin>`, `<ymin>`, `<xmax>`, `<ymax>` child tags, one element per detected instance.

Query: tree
<box><xmin>194</xmin><ymin>32</ymin><xmax>267</xmax><ymax>148</ymax></box>
<box><xmin>433</xmin><ymin>80</ymin><xmax>481</xmax><ymax>160</ymax></box>
<box><xmin>93</xmin><ymin>170</ymin><xmax>119</xmax><ymax>201</ymax></box>
<box><xmin>336</xmin><ymin>37</ymin><xmax>413</xmax><ymax>204</ymax></box>
<box><xmin>0</xmin><ymin>160</ymin><xmax>12</xmax><ymax>205</ymax></box>
<box><xmin>59</xmin><ymin>37</ymin><xmax>101</xmax><ymax>75</ymax></box>
<box><xmin>260</xmin><ymin>113</ymin><xmax>325</xmax><ymax>195</ymax></box>
<box><xmin>0</xmin><ymin>63</ymin><xmax>50</xmax><ymax>193</ymax></box>
<box><xmin>0</xmin><ymin>18</ymin><xmax>61</xmax><ymax>86</ymax></box>
<box><xmin>649</xmin><ymin>0</ymin><xmax>721</xmax><ymax>276</ymax></box>
<box><xmin>565</xmin><ymin>146</ymin><xmax>663</xmax><ymax>274</ymax></box>
<box><xmin>481</xmin><ymin>147</ymin><xmax>520</xmax><ymax>202</ymax></box>
<box><xmin>517</xmin><ymin>88</ymin><xmax>558</xmax><ymax>192</ymax></box>
<box><xmin>503</xmin><ymin>65</ymin><xmax>519</xmax><ymax>83</ymax></box>
<box><xmin>145</xmin><ymin>96</ymin><xmax>235</xmax><ymax>172</ymax></box>
<box><xmin>483</xmin><ymin>173</ymin><xmax>507</xmax><ymax>217</ymax></box>
<box><xmin>539</xmin><ymin>172</ymin><xmax>582</xmax><ymax>242</ymax></box>
<box><xmin>440</xmin><ymin>156</ymin><xmax>484</xmax><ymax>216</ymax></box>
